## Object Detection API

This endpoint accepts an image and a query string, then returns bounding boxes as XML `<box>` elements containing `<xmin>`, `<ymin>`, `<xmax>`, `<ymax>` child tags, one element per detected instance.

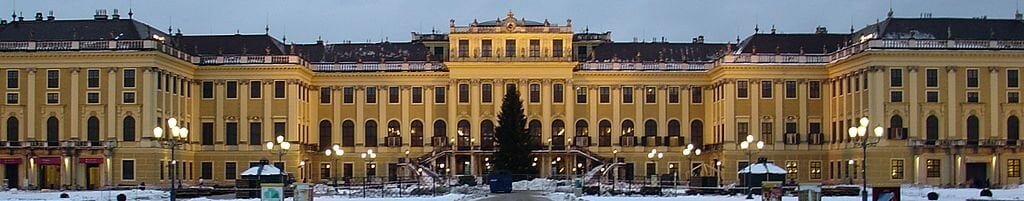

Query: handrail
<box><xmin>576</xmin><ymin>62</ymin><xmax>711</xmax><ymax>72</ymax></box>
<box><xmin>311</xmin><ymin>62</ymin><xmax>447</xmax><ymax>72</ymax></box>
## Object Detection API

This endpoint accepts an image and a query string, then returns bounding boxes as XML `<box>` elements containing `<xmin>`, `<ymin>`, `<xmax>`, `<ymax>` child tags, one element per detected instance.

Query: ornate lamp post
<box><xmin>683</xmin><ymin>144</ymin><xmax>702</xmax><ymax>183</ymax></box>
<box><xmin>740</xmin><ymin>134</ymin><xmax>764</xmax><ymax>200</ymax></box>
<box><xmin>848</xmin><ymin>117</ymin><xmax>884</xmax><ymax>201</ymax></box>
<box><xmin>152</xmin><ymin>117</ymin><xmax>188</xmax><ymax>200</ymax></box>
<box><xmin>265</xmin><ymin>135</ymin><xmax>291</xmax><ymax>201</ymax></box>
<box><xmin>324</xmin><ymin>144</ymin><xmax>344</xmax><ymax>186</ymax></box>
<box><xmin>647</xmin><ymin>149</ymin><xmax>664</xmax><ymax>186</ymax></box>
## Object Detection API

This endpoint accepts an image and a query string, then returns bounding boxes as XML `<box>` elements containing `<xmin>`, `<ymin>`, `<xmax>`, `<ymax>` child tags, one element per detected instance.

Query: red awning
<box><xmin>0</xmin><ymin>158</ymin><xmax>22</xmax><ymax>164</ymax></box>
<box><xmin>34</xmin><ymin>157</ymin><xmax>61</xmax><ymax>165</ymax></box>
<box><xmin>78</xmin><ymin>158</ymin><xmax>104</xmax><ymax>164</ymax></box>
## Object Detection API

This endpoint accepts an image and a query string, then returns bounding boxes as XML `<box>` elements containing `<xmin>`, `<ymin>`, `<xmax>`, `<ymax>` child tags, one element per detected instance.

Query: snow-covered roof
<box><xmin>738</xmin><ymin>163</ymin><xmax>787</xmax><ymax>174</ymax></box>
<box><xmin>241</xmin><ymin>165</ymin><xmax>283</xmax><ymax>176</ymax></box>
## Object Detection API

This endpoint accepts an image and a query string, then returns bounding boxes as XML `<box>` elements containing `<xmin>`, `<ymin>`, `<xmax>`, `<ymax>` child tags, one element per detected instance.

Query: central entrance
<box><xmin>965</xmin><ymin>163</ymin><xmax>989</xmax><ymax>188</ymax></box>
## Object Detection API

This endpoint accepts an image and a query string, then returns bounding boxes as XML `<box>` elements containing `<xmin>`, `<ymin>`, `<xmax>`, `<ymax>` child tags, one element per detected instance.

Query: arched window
<box><xmin>433</xmin><ymin>120</ymin><xmax>447</xmax><ymax>147</ymax></box>
<box><xmin>481</xmin><ymin>120</ymin><xmax>494</xmax><ymax>149</ymax></box>
<box><xmin>926</xmin><ymin>115</ymin><xmax>939</xmax><ymax>145</ymax></box>
<box><xmin>690</xmin><ymin>120</ymin><xmax>704</xmax><ymax>148</ymax></box>
<box><xmin>386</xmin><ymin>120</ymin><xmax>401</xmax><ymax>147</ymax></box>
<box><xmin>621</xmin><ymin>120</ymin><xmax>634</xmax><ymax>136</ymax></box>
<box><xmin>87</xmin><ymin>116</ymin><xmax>100</xmax><ymax>146</ymax></box>
<box><xmin>458</xmin><ymin>120</ymin><xmax>471</xmax><ymax>137</ymax></box>
<box><xmin>319</xmin><ymin>120</ymin><xmax>332</xmax><ymax>150</ymax></box>
<box><xmin>529</xmin><ymin>120</ymin><xmax>542</xmax><ymax>148</ymax></box>
<box><xmin>889</xmin><ymin>115</ymin><xmax>904</xmax><ymax>139</ymax></box>
<box><xmin>458</xmin><ymin>120</ymin><xmax>471</xmax><ymax>149</ymax></box>
<box><xmin>575</xmin><ymin>120</ymin><xmax>589</xmax><ymax>136</ymax></box>
<box><xmin>644</xmin><ymin>120</ymin><xmax>657</xmax><ymax>137</ymax></box>
<box><xmin>342</xmin><ymin>120</ymin><xmax>355</xmax><ymax>146</ymax></box>
<box><xmin>1008</xmin><ymin>116</ymin><xmax>1020</xmax><ymax>145</ymax></box>
<box><xmin>552</xmin><ymin>120</ymin><xmax>565</xmax><ymax>136</ymax></box>
<box><xmin>46</xmin><ymin>117</ymin><xmax>59</xmax><ymax>146</ymax></box>
<box><xmin>890</xmin><ymin>115</ymin><xmax>904</xmax><ymax>128</ymax></box>
<box><xmin>6</xmin><ymin>117</ymin><xmax>18</xmax><ymax>145</ymax></box>
<box><xmin>599</xmin><ymin>120</ymin><xmax>611</xmax><ymax>147</ymax></box>
<box><xmin>364</xmin><ymin>120</ymin><xmax>377</xmax><ymax>147</ymax></box>
<box><xmin>411</xmin><ymin>120</ymin><xmax>424</xmax><ymax>147</ymax></box>
<box><xmin>668</xmin><ymin>120</ymin><xmax>681</xmax><ymax>146</ymax></box>
<box><xmin>123</xmin><ymin>116</ymin><xmax>136</xmax><ymax>142</ymax></box>
<box><xmin>967</xmin><ymin>115</ymin><xmax>980</xmax><ymax>145</ymax></box>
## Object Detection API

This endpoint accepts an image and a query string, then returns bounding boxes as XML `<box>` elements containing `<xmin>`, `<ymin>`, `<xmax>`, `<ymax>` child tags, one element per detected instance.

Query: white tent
<box><xmin>241</xmin><ymin>165</ymin><xmax>283</xmax><ymax>176</ymax></box>
<box><xmin>737</xmin><ymin>162</ymin><xmax>787</xmax><ymax>174</ymax></box>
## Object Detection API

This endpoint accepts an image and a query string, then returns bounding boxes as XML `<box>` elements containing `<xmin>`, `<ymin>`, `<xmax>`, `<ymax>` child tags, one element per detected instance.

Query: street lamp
<box><xmin>266</xmin><ymin>135</ymin><xmax>291</xmax><ymax>201</ymax></box>
<box><xmin>683</xmin><ymin>144</ymin><xmax>702</xmax><ymax>183</ymax></box>
<box><xmin>740</xmin><ymin>134</ymin><xmax>764</xmax><ymax>199</ymax></box>
<box><xmin>647</xmin><ymin>149</ymin><xmax>664</xmax><ymax>186</ymax></box>
<box><xmin>848</xmin><ymin>117</ymin><xmax>884</xmax><ymax>201</ymax></box>
<box><xmin>153</xmin><ymin>117</ymin><xmax>188</xmax><ymax>200</ymax></box>
<box><xmin>324</xmin><ymin>144</ymin><xmax>344</xmax><ymax>186</ymax></box>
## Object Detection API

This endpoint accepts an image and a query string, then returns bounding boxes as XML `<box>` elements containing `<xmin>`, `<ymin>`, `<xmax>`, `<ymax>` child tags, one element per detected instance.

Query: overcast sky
<box><xmin>5</xmin><ymin>0</ymin><xmax>1020</xmax><ymax>43</ymax></box>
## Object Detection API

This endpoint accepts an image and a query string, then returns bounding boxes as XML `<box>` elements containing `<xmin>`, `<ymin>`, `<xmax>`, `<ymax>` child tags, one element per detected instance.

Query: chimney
<box><xmin>46</xmin><ymin>11</ymin><xmax>54</xmax><ymax>21</ymax></box>
<box><xmin>94</xmin><ymin>9</ymin><xmax>108</xmax><ymax>20</ymax></box>
<box><xmin>111</xmin><ymin>9</ymin><xmax>120</xmax><ymax>20</ymax></box>
<box><xmin>697</xmin><ymin>35</ymin><xmax>705</xmax><ymax>44</ymax></box>
<box><xmin>815</xmin><ymin>26</ymin><xmax>828</xmax><ymax>34</ymax></box>
<box><xmin>34</xmin><ymin>11</ymin><xmax>42</xmax><ymax>21</ymax></box>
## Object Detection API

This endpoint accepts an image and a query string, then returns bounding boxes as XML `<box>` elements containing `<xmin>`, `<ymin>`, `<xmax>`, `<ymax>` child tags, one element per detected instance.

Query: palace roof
<box><xmin>854</xmin><ymin>17</ymin><xmax>1024</xmax><ymax>41</ymax></box>
<box><xmin>735</xmin><ymin>33</ymin><xmax>851</xmax><ymax>54</ymax></box>
<box><xmin>176</xmin><ymin>34</ymin><xmax>287</xmax><ymax>56</ymax></box>
<box><xmin>0</xmin><ymin>18</ymin><xmax>168</xmax><ymax>42</ymax></box>
<box><xmin>295</xmin><ymin>42</ymin><xmax>430</xmax><ymax>63</ymax></box>
<box><xmin>590</xmin><ymin>42</ymin><xmax>727</xmax><ymax>62</ymax></box>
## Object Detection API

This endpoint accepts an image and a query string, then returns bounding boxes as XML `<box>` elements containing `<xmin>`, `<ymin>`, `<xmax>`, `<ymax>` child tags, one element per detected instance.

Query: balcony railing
<box><xmin>619</xmin><ymin>136</ymin><xmax>637</xmax><ymax>147</ymax></box>
<box><xmin>807</xmin><ymin>133</ymin><xmax>825</xmax><ymax>145</ymax></box>
<box><xmin>784</xmin><ymin>133</ymin><xmax>801</xmax><ymax>145</ymax></box>
<box><xmin>385</xmin><ymin>136</ymin><xmax>403</xmax><ymax>147</ymax></box>
<box><xmin>718</xmin><ymin>53</ymin><xmax>830</xmax><ymax>64</ymax></box>
<box><xmin>431</xmin><ymin>136</ymin><xmax>448</xmax><ymax>148</ymax></box>
<box><xmin>194</xmin><ymin>55</ymin><xmax>307</xmax><ymax>66</ymax></box>
<box><xmin>576</xmin><ymin>62</ymin><xmax>710</xmax><ymax>72</ymax></box>
<box><xmin>457</xmin><ymin>136</ymin><xmax>471</xmax><ymax>151</ymax></box>
<box><xmin>888</xmin><ymin>128</ymin><xmax>908</xmax><ymax>140</ymax></box>
<box><xmin>599</xmin><ymin>136</ymin><xmax>611</xmax><ymax>147</ymax></box>
<box><xmin>451</xmin><ymin>26</ymin><xmax>573</xmax><ymax>33</ymax></box>
<box><xmin>666</xmin><ymin>136</ymin><xmax>685</xmax><ymax>147</ymax></box>
<box><xmin>551</xmin><ymin>135</ymin><xmax>566</xmax><ymax>150</ymax></box>
<box><xmin>573</xmin><ymin>136</ymin><xmax>591</xmax><ymax>147</ymax></box>
<box><xmin>640</xmin><ymin>136</ymin><xmax>658</xmax><ymax>146</ymax></box>
<box><xmin>311</xmin><ymin>62</ymin><xmax>446</xmax><ymax>72</ymax></box>
<box><xmin>411</xmin><ymin>135</ymin><xmax>423</xmax><ymax>147</ymax></box>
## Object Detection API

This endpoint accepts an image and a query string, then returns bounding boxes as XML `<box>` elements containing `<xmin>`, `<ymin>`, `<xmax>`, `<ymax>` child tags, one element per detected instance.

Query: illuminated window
<box><xmin>786</xmin><ymin>161</ymin><xmax>799</xmax><ymax>180</ymax></box>
<box><xmin>891</xmin><ymin>159</ymin><xmax>904</xmax><ymax>180</ymax></box>
<box><xmin>926</xmin><ymin>159</ymin><xmax>940</xmax><ymax>178</ymax></box>
<box><xmin>644</xmin><ymin>87</ymin><xmax>656</xmax><ymax>103</ymax></box>
<box><xmin>809</xmin><ymin>161</ymin><xmax>822</xmax><ymax>180</ymax></box>
<box><xmin>1010</xmin><ymin>159</ymin><xmax>1021</xmax><ymax>178</ymax></box>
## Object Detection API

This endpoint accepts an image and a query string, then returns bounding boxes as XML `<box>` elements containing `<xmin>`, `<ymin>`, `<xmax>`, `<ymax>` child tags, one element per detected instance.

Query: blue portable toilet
<box><xmin>488</xmin><ymin>173</ymin><xmax>513</xmax><ymax>193</ymax></box>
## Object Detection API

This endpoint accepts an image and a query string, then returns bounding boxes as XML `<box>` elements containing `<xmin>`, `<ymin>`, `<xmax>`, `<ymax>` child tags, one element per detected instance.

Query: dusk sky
<box><xmin>5</xmin><ymin>0</ymin><xmax>1020</xmax><ymax>43</ymax></box>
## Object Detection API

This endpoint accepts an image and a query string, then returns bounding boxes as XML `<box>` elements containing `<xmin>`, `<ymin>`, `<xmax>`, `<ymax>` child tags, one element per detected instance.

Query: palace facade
<box><xmin>0</xmin><ymin>10</ymin><xmax>1023</xmax><ymax>190</ymax></box>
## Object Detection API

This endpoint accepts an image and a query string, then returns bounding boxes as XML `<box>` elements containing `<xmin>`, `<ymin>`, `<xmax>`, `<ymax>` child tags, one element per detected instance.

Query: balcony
<box><xmin>887</xmin><ymin>128</ymin><xmax>908</xmax><ymax>140</ymax></box>
<box><xmin>573</xmin><ymin>136</ymin><xmax>591</xmax><ymax>147</ymax></box>
<box><xmin>385</xmin><ymin>136</ymin><xmax>403</xmax><ymax>147</ymax></box>
<box><xmin>599</xmin><ymin>136</ymin><xmax>611</xmax><ymax>147</ymax></box>
<box><xmin>551</xmin><ymin>135</ymin><xmax>566</xmax><ymax>150</ymax></box>
<box><xmin>640</xmin><ymin>136</ymin><xmax>659</xmax><ymax>146</ymax></box>
<box><xmin>457</xmin><ymin>136</ymin><xmax>471</xmax><ymax>151</ymax></box>
<box><xmin>576</xmin><ymin>62</ymin><xmax>710</xmax><ymax>72</ymax></box>
<box><xmin>411</xmin><ymin>135</ymin><xmax>424</xmax><ymax>147</ymax></box>
<box><xmin>311</xmin><ymin>61</ymin><xmax>446</xmax><ymax>72</ymax></box>
<box><xmin>481</xmin><ymin>136</ymin><xmax>496</xmax><ymax>151</ymax></box>
<box><xmin>0</xmin><ymin>141</ymin><xmax>24</xmax><ymax>147</ymax></box>
<box><xmin>665</xmin><ymin>136</ymin><xmax>685</xmax><ymax>147</ymax></box>
<box><xmin>619</xmin><ymin>136</ymin><xmax>637</xmax><ymax>147</ymax></box>
<box><xmin>529</xmin><ymin>135</ymin><xmax>543</xmax><ymax>150</ymax></box>
<box><xmin>431</xmin><ymin>136</ymin><xmax>448</xmax><ymax>148</ymax></box>
<box><xmin>784</xmin><ymin>133</ymin><xmax>801</xmax><ymax>145</ymax></box>
<box><xmin>807</xmin><ymin>133</ymin><xmax>825</xmax><ymax>145</ymax></box>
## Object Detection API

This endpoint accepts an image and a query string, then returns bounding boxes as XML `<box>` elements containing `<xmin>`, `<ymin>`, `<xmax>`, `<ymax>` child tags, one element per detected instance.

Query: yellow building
<box><xmin>0</xmin><ymin>10</ymin><xmax>1022</xmax><ymax>190</ymax></box>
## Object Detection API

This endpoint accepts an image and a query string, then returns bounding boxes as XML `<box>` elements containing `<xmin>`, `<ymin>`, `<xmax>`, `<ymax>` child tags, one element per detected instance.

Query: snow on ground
<box><xmin>579</xmin><ymin>184</ymin><xmax>1024</xmax><ymax>201</ymax></box>
<box><xmin>0</xmin><ymin>189</ymin><xmax>165</xmax><ymax>201</ymax></box>
<box><xmin>183</xmin><ymin>193</ymin><xmax>468</xmax><ymax>201</ymax></box>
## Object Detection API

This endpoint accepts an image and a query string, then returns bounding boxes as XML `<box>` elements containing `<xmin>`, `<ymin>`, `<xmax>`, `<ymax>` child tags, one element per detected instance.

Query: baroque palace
<box><xmin>0</xmin><ymin>9</ymin><xmax>1022</xmax><ymax>190</ymax></box>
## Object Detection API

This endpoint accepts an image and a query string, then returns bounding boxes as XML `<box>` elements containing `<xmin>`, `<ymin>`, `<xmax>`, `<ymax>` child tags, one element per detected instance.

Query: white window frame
<box><xmin>86</xmin><ymin>91</ymin><xmax>101</xmax><ymax>104</ymax></box>
<box><xmin>45</xmin><ymin>92</ymin><xmax>60</xmax><ymax>105</ymax></box>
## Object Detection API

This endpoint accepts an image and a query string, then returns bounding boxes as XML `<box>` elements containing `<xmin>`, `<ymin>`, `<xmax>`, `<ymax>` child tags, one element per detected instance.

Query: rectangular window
<box><xmin>761</xmin><ymin>122</ymin><xmax>773</xmax><ymax>143</ymax></box>
<box><xmin>121</xmin><ymin>160</ymin><xmax>135</xmax><ymax>180</ymax></box>
<box><xmin>320</xmin><ymin>163</ymin><xmax>331</xmax><ymax>179</ymax></box>
<box><xmin>481</xmin><ymin>39</ymin><xmax>492</xmax><ymax>57</ymax></box>
<box><xmin>967</xmin><ymin>91</ymin><xmax>980</xmax><ymax>103</ymax></box>
<box><xmin>891</xmin><ymin>159</ymin><xmax>904</xmax><ymax>180</ymax></box>
<box><xmin>1010</xmin><ymin>92</ymin><xmax>1021</xmax><ymax>103</ymax></box>
<box><xmin>1009</xmin><ymin>69</ymin><xmax>1020</xmax><ymax>88</ymax></box>
<box><xmin>761</xmin><ymin>81</ymin><xmax>773</xmax><ymax>98</ymax></box>
<box><xmin>552</xmin><ymin>39</ymin><xmax>563</xmax><ymax>57</ymax></box>
<box><xmin>785</xmin><ymin>81</ymin><xmax>797</xmax><ymax>98</ymax></box>
<box><xmin>46</xmin><ymin>70</ymin><xmax>59</xmax><ymax>89</ymax></box>
<box><xmin>599</xmin><ymin>87</ymin><xmax>610</xmax><ymax>103</ymax></box>
<box><xmin>457</xmin><ymin>40</ymin><xmax>469</xmax><ymax>58</ymax></box>
<box><xmin>202</xmin><ymin>81</ymin><xmax>214</xmax><ymax>99</ymax></box>
<box><xmin>388</xmin><ymin>87</ymin><xmax>400</xmax><ymax>104</ymax></box>
<box><xmin>809</xmin><ymin>81</ymin><xmax>820</xmax><ymax>99</ymax></box>
<box><xmin>459</xmin><ymin>84</ymin><xmax>470</xmax><ymax>103</ymax></box>
<box><xmin>274</xmin><ymin>122</ymin><xmax>286</xmax><ymax>139</ymax></box>
<box><xmin>1009</xmin><ymin>159</ymin><xmax>1021</xmax><ymax>178</ymax></box>
<box><xmin>157</xmin><ymin>74</ymin><xmax>165</xmax><ymax>90</ymax></box>
<box><xmin>668</xmin><ymin>87</ymin><xmax>679</xmax><ymax>103</ymax></box>
<box><xmin>200</xmin><ymin>162</ymin><xmax>213</xmax><ymax>180</ymax></box>
<box><xmin>320</xmin><ymin>87</ymin><xmax>331</xmax><ymax>104</ymax></box>
<box><xmin>691</xmin><ymin>87</ymin><xmax>703</xmax><ymax>103</ymax></box>
<box><xmin>529</xmin><ymin>84</ymin><xmax>541</xmax><ymax>103</ymax></box>
<box><xmin>225</xmin><ymin>162</ymin><xmax>237</xmax><ymax>180</ymax></box>
<box><xmin>737</xmin><ymin>80</ymin><xmax>749</xmax><ymax>98</ymax></box>
<box><xmin>46</xmin><ymin>92</ymin><xmax>59</xmax><ymax>104</ymax></box>
<box><xmin>202</xmin><ymin>122</ymin><xmax>214</xmax><ymax>145</ymax></box>
<box><xmin>123</xmin><ymin>69</ymin><xmax>135</xmax><ymax>88</ymax></box>
<box><xmin>173</xmin><ymin>78</ymin><xmax>179</xmax><ymax>95</ymax></box>
<box><xmin>87</xmin><ymin>69</ymin><xmax>100</xmax><ymax>88</ymax></box>
<box><xmin>122</xmin><ymin>92</ymin><xmax>136</xmax><ymax>104</ymax></box>
<box><xmin>343</xmin><ymin>87</ymin><xmax>354</xmax><ymax>103</ymax></box>
<box><xmin>926</xmin><ymin>91</ymin><xmax>939</xmax><ymax>103</ymax></box>
<box><xmin>622</xmin><ymin>87</ymin><xmax>634</xmax><ymax>103</ymax></box>
<box><xmin>505</xmin><ymin>39</ymin><xmax>516</xmax><ymax>57</ymax></box>
<box><xmin>854</xmin><ymin>76</ymin><xmax>860</xmax><ymax>92</ymax></box>
<box><xmin>553</xmin><ymin>84</ymin><xmax>564</xmax><ymax>103</ymax></box>
<box><xmin>737</xmin><ymin>122</ymin><xmax>749</xmax><ymax>141</ymax></box>
<box><xmin>434</xmin><ymin>87</ymin><xmax>446</xmax><ymax>104</ymax></box>
<box><xmin>890</xmin><ymin>91</ymin><xmax>903</xmax><ymax>102</ymax></box>
<box><xmin>644</xmin><ymin>87</ymin><xmax>656</xmax><ymax>104</ymax></box>
<box><xmin>226</xmin><ymin>81</ymin><xmax>238</xmax><ymax>99</ymax></box>
<box><xmin>226</xmin><ymin>122</ymin><xmax>238</xmax><ymax>145</ymax></box>
<box><xmin>274</xmin><ymin>81</ymin><xmax>286</xmax><ymax>98</ymax></box>
<box><xmin>5</xmin><ymin>93</ymin><xmax>18</xmax><ymax>104</ymax></box>
<box><xmin>529</xmin><ymin>39</ymin><xmax>540</xmax><ymax>57</ymax></box>
<box><xmin>810</xmin><ymin>161</ymin><xmax>822</xmax><ymax>180</ymax></box>
<box><xmin>249</xmin><ymin>122</ymin><xmax>262</xmax><ymax>145</ymax></box>
<box><xmin>87</xmin><ymin>92</ymin><xmax>100</xmax><ymax>104</ymax></box>
<box><xmin>926</xmin><ymin>159</ymin><xmax>940</xmax><ymax>178</ymax></box>
<box><xmin>249</xmin><ymin>81</ymin><xmax>262</xmax><ymax>99</ymax></box>
<box><xmin>890</xmin><ymin>68</ymin><xmax>903</xmax><ymax>87</ymax></box>
<box><xmin>365</xmin><ymin>87</ymin><xmax>377</xmax><ymax>103</ymax></box>
<box><xmin>481</xmin><ymin>84</ymin><xmax>492</xmax><ymax>103</ymax></box>
<box><xmin>926</xmin><ymin>68</ymin><xmax>939</xmax><ymax>88</ymax></box>
<box><xmin>412</xmin><ymin>87</ymin><xmax>423</xmax><ymax>104</ymax></box>
<box><xmin>785</xmin><ymin>122</ymin><xmax>797</xmax><ymax>134</ymax></box>
<box><xmin>786</xmin><ymin>161</ymin><xmax>799</xmax><ymax>180</ymax></box>
<box><xmin>967</xmin><ymin>69</ymin><xmax>979</xmax><ymax>88</ymax></box>
<box><xmin>5</xmin><ymin>70</ymin><xmax>17</xmax><ymax>89</ymax></box>
<box><xmin>576</xmin><ymin>87</ymin><xmax>588</xmax><ymax>103</ymax></box>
